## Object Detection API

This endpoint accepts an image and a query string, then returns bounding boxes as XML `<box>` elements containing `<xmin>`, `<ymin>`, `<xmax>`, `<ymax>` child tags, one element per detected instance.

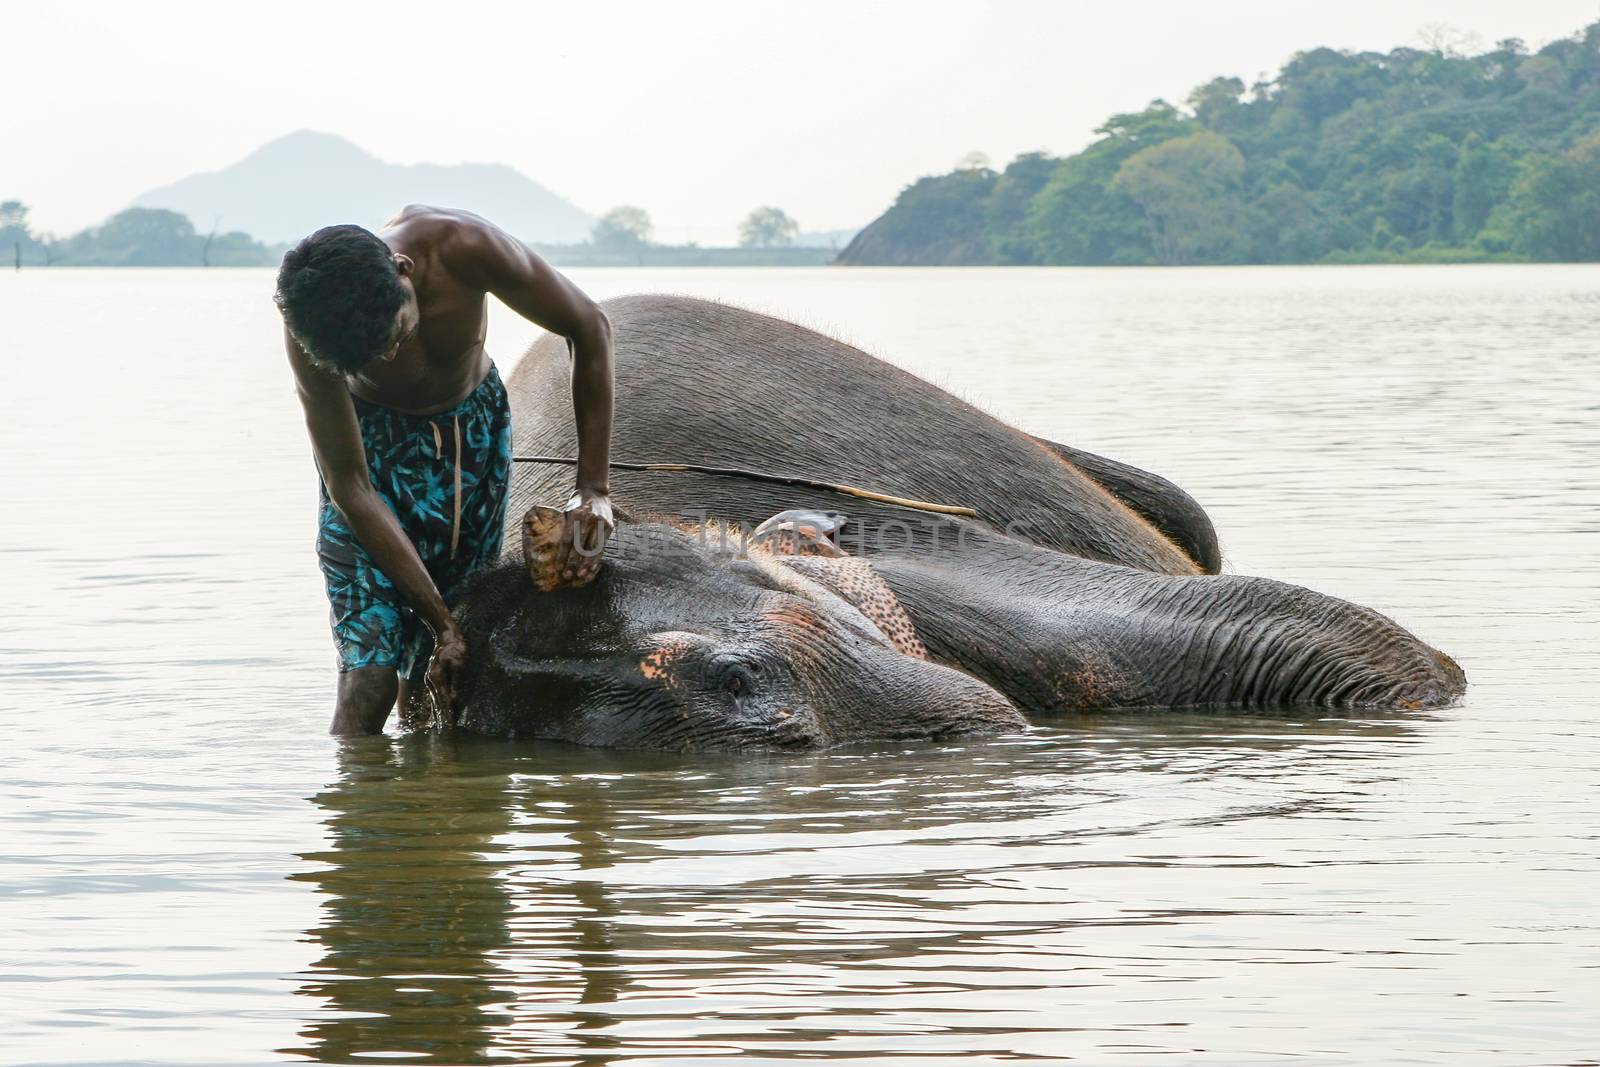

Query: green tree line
<box><xmin>2</xmin><ymin>202</ymin><xmax>814</xmax><ymax>267</ymax></box>
<box><xmin>839</xmin><ymin>21</ymin><xmax>1600</xmax><ymax>265</ymax></box>
<box><xmin>0</xmin><ymin>202</ymin><xmax>279</xmax><ymax>267</ymax></box>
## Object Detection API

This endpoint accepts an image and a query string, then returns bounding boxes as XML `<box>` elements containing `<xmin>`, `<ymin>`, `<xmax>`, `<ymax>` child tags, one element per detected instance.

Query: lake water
<box><xmin>2</xmin><ymin>266</ymin><xmax>1596</xmax><ymax>1065</ymax></box>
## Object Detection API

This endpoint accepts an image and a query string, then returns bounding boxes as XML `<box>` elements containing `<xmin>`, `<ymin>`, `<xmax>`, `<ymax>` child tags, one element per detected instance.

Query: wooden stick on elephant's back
<box><xmin>512</xmin><ymin>456</ymin><xmax>979</xmax><ymax>518</ymax></box>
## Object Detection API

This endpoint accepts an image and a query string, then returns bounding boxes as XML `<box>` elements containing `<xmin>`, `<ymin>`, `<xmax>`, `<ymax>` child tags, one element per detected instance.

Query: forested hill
<box><xmin>839</xmin><ymin>23</ymin><xmax>1600</xmax><ymax>265</ymax></box>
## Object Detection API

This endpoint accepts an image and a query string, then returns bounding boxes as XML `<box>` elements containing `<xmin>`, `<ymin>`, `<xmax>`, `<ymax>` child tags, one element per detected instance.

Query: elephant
<box><xmin>445</xmin><ymin>295</ymin><xmax>1464</xmax><ymax>749</ymax></box>
<box><xmin>451</xmin><ymin>511</ymin><xmax>1024</xmax><ymax>746</ymax></box>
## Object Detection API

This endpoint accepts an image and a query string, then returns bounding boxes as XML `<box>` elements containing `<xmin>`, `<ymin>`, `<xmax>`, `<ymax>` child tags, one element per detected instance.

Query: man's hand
<box><xmin>426</xmin><ymin>623</ymin><xmax>469</xmax><ymax>722</ymax></box>
<box><xmin>557</xmin><ymin>488</ymin><xmax>615</xmax><ymax>586</ymax></box>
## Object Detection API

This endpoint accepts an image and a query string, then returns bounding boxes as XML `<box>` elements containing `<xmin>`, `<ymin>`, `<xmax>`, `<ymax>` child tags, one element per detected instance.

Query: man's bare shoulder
<box><xmin>387</xmin><ymin>206</ymin><xmax>516</xmax><ymax>275</ymax></box>
<box><xmin>385</xmin><ymin>205</ymin><xmax>498</xmax><ymax>245</ymax></box>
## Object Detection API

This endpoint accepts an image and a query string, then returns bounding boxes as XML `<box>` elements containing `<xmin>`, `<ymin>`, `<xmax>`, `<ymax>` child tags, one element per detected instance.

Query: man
<box><xmin>275</xmin><ymin>205</ymin><xmax>614</xmax><ymax>735</ymax></box>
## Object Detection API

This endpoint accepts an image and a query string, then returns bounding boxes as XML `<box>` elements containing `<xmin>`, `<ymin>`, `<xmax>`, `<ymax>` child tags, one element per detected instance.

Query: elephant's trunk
<box><xmin>867</xmin><ymin>542</ymin><xmax>1465</xmax><ymax>715</ymax></box>
<box><xmin>1114</xmin><ymin>573</ymin><xmax>1465</xmax><ymax>710</ymax></box>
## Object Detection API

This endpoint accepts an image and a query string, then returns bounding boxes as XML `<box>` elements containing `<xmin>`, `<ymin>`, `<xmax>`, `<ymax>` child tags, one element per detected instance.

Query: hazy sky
<box><xmin>8</xmin><ymin>0</ymin><xmax>1598</xmax><ymax>244</ymax></box>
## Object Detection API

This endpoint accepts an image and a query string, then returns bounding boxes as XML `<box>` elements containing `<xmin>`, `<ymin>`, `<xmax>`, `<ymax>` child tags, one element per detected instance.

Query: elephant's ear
<box><xmin>521</xmin><ymin>505</ymin><xmax>606</xmax><ymax>591</ymax></box>
<box><xmin>774</xmin><ymin>554</ymin><xmax>927</xmax><ymax>660</ymax></box>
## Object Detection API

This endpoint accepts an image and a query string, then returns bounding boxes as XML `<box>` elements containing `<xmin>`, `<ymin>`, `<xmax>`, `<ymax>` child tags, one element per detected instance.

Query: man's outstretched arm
<box><xmin>448</xmin><ymin>218</ymin><xmax>615</xmax><ymax>582</ymax></box>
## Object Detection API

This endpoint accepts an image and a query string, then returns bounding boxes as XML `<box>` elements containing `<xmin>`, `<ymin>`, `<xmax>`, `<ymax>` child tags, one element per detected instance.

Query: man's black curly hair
<box><xmin>274</xmin><ymin>225</ymin><xmax>407</xmax><ymax>373</ymax></box>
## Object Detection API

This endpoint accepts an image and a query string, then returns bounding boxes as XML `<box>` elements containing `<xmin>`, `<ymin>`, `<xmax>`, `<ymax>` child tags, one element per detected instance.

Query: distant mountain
<box><xmin>132</xmin><ymin>130</ymin><xmax>594</xmax><ymax>245</ymax></box>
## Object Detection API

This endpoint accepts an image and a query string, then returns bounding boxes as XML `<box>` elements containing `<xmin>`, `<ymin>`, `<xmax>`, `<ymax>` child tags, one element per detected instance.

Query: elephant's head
<box><xmin>449</xmin><ymin>513</ymin><xmax>1022</xmax><ymax>749</ymax></box>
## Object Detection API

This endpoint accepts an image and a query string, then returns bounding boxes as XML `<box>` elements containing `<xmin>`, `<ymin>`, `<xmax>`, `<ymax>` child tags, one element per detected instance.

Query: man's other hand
<box><xmin>426</xmin><ymin>623</ymin><xmax>470</xmax><ymax>722</ymax></box>
<box><xmin>559</xmin><ymin>488</ymin><xmax>615</xmax><ymax>586</ymax></box>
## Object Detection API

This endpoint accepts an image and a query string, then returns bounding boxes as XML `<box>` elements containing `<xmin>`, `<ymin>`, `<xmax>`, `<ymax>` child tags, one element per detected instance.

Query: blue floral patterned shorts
<box><xmin>317</xmin><ymin>365</ymin><xmax>512</xmax><ymax>681</ymax></box>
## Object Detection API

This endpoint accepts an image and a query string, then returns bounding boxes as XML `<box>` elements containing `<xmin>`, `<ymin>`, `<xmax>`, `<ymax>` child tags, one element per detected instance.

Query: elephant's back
<box><xmin>505</xmin><ymin>294</ymin><xmax>1195</xmax><ymax>574</ymax></box>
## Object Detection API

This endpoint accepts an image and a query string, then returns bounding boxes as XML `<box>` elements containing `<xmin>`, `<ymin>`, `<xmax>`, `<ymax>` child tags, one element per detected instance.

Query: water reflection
<box><xmin>288</xmin><ymin>736</ymin><xmax>520</xmax><ymax>1064</ymax></box>
<box><xmin>287</xmin><ymin>716</ymin><xmax>1420</xmax><ymax>1061</ymax></box>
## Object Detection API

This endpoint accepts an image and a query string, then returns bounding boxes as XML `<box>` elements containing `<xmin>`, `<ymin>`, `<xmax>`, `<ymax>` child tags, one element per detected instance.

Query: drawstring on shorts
<box><xmin>430</xmin><ymin>418</ymin><xmax>464</xmax><ymax>560</ymax></box>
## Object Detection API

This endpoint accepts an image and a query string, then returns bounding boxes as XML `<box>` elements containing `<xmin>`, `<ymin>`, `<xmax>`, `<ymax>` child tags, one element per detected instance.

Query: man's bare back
<box><xmin>274</xmin><ymin>205</ymin><xmax>615</xmax><ymax>734</ymax></box>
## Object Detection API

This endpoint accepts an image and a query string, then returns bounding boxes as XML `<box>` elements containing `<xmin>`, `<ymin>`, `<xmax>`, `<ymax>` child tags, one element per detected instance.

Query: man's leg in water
<box><xmin>319</xmin><ymin>495</ymin><xmax>413</xmax><ymax>736</ymax></box>
<box><xmin>332</xmin><ymin>666</ymin><xmax>398</xmax><ymax>735</ymax></box>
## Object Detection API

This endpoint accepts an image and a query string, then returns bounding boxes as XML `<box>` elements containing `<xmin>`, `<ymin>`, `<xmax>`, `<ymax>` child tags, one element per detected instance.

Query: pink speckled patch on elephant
<box><xmin>768</xmin><ymin>553</ymin><xmax>928</xmax><ymax>660</ymax></box>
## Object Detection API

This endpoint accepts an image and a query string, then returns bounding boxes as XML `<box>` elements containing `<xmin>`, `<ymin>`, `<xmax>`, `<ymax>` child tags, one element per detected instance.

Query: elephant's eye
<box><xmin>706</xmin><ymin>656</ymin><xmax>760</xmax><ymax>698</ymax></box>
